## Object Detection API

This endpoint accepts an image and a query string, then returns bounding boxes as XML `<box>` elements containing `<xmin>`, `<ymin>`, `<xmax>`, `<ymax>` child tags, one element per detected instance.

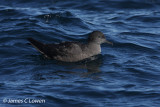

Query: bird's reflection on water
<box><xmin>54</xmin><ymin>54</ymin><xmax>103</xmax><ymax>80</ymax></box>
<box><xmin>31</xmin><ymin>54</ymin><xmax>103</xmax><ymax>80</ymax></box>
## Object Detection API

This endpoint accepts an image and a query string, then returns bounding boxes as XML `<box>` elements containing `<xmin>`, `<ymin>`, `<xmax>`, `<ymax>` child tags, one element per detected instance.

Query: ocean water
<box><xmin>0</xmin><ymin>0</ymin><xmax>160</xmax><ymax>107</ymax></box>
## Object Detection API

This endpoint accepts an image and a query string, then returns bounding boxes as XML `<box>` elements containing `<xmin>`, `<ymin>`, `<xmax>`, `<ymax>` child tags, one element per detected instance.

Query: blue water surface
<box><xmin>0</xmin><ymin>0</ymin><xmax>160</xmax><ymax>107</ymax></box>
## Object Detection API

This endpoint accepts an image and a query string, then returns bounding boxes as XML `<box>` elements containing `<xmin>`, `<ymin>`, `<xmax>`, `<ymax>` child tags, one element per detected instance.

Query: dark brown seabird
<box><xmin>27</xmin><ymin>31</ymin><xmax>113</xmax><ymax>62</ymax></box>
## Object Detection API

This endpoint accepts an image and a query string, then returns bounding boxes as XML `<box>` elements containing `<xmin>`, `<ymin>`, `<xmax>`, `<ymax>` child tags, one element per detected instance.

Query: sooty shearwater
<box><xmin>27</xmin><ymin>31</ymin><xmax>113</xmax><ymax>62</ymax></box>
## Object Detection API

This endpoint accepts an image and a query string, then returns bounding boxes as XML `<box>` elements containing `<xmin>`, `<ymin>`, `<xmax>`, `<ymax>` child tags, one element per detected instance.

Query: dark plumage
<box><xmin>27</xmin><ymin>31</ymin><xmax>112</xmax><ymax>62</ymax></box>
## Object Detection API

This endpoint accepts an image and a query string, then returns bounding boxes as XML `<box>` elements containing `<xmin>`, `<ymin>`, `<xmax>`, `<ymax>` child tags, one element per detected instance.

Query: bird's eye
<box><xmin>102</xmin><ymin>35</ymin><xmax>105</xmax><ymax>38</ymax></box>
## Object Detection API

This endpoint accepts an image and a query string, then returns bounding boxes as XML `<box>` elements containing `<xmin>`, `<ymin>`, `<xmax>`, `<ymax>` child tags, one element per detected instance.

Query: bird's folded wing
<box><xmin>46</xmin><ymin>42</ymin><xmax>83</xmax><ymax>57</ymax></box>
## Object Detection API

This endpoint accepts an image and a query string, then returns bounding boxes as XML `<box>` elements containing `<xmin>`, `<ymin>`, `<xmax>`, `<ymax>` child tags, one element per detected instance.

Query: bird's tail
<box><xmin>27</xmin><ymin>38</ymin><xmax>46</xmax><ymax>55</ymax></box>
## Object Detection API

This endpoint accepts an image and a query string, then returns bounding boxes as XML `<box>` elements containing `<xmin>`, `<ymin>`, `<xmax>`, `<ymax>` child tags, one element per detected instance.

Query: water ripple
<box><xmin>0</xmin><ymin>0</ymin><xmax>160</xmax><ymax>107</ymax></box>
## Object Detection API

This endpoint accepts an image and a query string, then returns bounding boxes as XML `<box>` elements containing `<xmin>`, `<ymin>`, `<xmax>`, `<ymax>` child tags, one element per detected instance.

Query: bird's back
<box><xmin>45</xmin><ymin>42</ymin><xmax>85</xmax><ymax>61</ymax></box>
<box><xmin>28</xmin><ymin>38</ymin><xmax>88</xmax><ymax>62</ymax></box>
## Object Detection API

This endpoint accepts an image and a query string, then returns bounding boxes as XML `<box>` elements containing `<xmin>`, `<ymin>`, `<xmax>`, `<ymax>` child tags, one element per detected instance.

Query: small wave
<box><xmin>126</xmin><ymin>15</ymin><xmax>160</xmax><ymax>23</ymax></box>
<box><xmin>0</xmin><ymin>8</ymin><xmax>26</xmax><ymax>20</ymax></box>
<box><xmin>76</xmin><ymin>3</ymin><xmax>105</xmax><ymax>11</ymax></box>
<box><xmin>44</xmin><ymin>94</ymin><xmax>90</xmax><ymax>106</ymax></box>
<box><xmin>36</xmin><ymin>11</ymin><xmax>89</xmax><ymax>30</ymax></box>
<box><xmin>119</xmin><ymin>32</ymin><xmax>157</xmax><ymax>37</ymax></box>
<box><xmin>115</xmin><ymin>90</ymin><xmax>160</xmax><ymax>98</ymax></box>
<box><xmin>110</xmin><ymin>0</ymin><xmax>153</xmax><ymax>9</ymax></box>
<box><xmin>113</xmin><ymin>42</ymin><xmax>158</xmax><ymax>54</ymax></box>
<box><xmin>97</xmin><ymin>0</ymin><xmax>155</xmax><ymax>10</ymax></box>
<box><xmin>36</xmin><ymin>11</ymin><xmax>76</xmax><ymax>22</ymax></box>
<box><xmin>108</xmin><ymin>16</ymin><xmax>120</xmax><ymax>21</ymax></box>
<box><xmin>110</xmin><ymin>21</ymin><xmax>126</xmax><ymax>26</ymax></box>
<box><xmin>125</xmin><ymin>67</ymin><xmax>160</xmax><ymax>80</ymax></box>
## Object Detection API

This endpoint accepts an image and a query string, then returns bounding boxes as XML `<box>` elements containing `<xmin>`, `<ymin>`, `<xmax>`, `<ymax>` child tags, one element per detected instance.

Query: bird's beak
<box><xmin>105</xmin><ymin>40</ymin><xmax>113</xmax><ymax>45</ymax></box>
